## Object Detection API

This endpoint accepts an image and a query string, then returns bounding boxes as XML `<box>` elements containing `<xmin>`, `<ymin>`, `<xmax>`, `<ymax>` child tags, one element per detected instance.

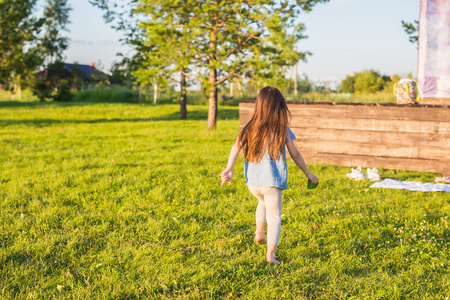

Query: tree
<box><xmin>244</xmin><ymin>22</ymin><xmax>309</xmax><ymax>94</ymax></box>
<box><xmin>340</xmin><ymin>75</ymin><xmax>355</xmax><ymax>93</ymax></box>
<box><xmin>134</xmin><ymin>1</ymin><xmax>199</xmax><ymax>119</ymax></box>
<box><xmin>354</xmin><ymin>70</ymin><xmax>385</xmax><ymax>93</ymax></box>
<box><xmin>91</xmin><ymin>0</ymin><xmax>195</xmax><ymax>118</ymax></box>
<box><xmin>33</xmin><ymin>78</ymin><xmax>52</xmax><ymax>101</ymax></box>
<box><xmin>41</xmin><ymin>0</ymin><xmax>72</xmax><ymax>65</ymax></box>
<box><xmin>109</xmin><ymin>58</ymin><xmax>135</xmax><ymax>88</ymax></box>
<box><xmin>0</xmin><ymin>0</ymin><xmax>44</xmax><ymax>99</ymax></box>
<box><xmin>89</xmin><ymin>0</ymin><xmax>157</xmax><ymax>104</ymax></box>
<box><xmin>402</xmin><ymin>20</ymin><xmax>418</xmax><ymax>44</ymax></box>
<box><xmin>296</xmin><ymin>74</ymin><xmax>314</xmax><ymax>94</ymax></box>
<box><xmin>91</xmin><ymin>0</ymin><xmax>328</xmax><ymax>130</ymax></box>
<box><xmin>340</xmin><ymin>70</ymin><xmax>385</xmax><ymax>94</ymax></box>
<box><xmin>186</xmin><ymin>0</ymin><xmax>328</xmax><ymax>130</ymax></box>
<box><xmin>139</xmin><ymin>0</ymin><xmax>327</xmax><ymax>130</ymax></box>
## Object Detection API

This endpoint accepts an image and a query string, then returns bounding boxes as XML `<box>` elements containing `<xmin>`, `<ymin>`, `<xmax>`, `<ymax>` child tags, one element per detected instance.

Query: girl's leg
<box><xmin>248</xmin><ymin>186</ymin><xmax>267</xmax><ymax>245</ymax></box>
<box><xmin>261</xmin><ymin>187</ymin><xmax>282</xmax><ymax>264</ymax></box>
<box><xmin>255</xmin><ymin>220</ymin><xmax>266</xmax><ymax>245</ymax></box>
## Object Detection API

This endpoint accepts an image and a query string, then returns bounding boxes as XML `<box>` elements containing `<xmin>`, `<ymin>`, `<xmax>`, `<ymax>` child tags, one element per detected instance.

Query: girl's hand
<box><xmin>220</xmin><ymin>169</ymin><xmax>233</xmax><ymax>187</ymax></box>
<box><xmin>307</xmin><ymin>172</ymin><xmax>319</xmax><ymax>185</ymax></box>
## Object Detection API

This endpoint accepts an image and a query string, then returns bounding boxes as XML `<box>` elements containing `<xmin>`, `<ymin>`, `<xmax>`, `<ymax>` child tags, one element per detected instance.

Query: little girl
<box><xmin>220</xmin><ymin>86</ymin><xmax>319</xmax><ymax>264</ymax></box>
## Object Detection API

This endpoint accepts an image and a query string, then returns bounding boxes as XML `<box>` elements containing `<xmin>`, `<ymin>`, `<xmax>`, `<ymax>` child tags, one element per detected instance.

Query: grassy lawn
<box><xmin>0</xmin><ymin>100</ymin><xmax>449</xmax><ymax>299</ymax></box>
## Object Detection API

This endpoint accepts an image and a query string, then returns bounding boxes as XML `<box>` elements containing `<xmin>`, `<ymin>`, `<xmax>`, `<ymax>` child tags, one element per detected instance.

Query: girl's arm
<box><xmin>286</xmin><ymin>140</ymin><xmax>319</xmax><ymax>184</ymax></box>
<box><xmin>220</xmin><ymin>138</ymin><xmax>240</xmax><ymax>187</ymax></box>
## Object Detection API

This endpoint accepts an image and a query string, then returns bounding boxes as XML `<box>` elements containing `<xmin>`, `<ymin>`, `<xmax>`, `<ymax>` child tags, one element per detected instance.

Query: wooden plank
<box><xmin>287</xmin><ymin>105</ymin><xmax>450</xmax><ymax>122</ymax></box>
<box><xmin>296</xmin><ymin>152</ymin><xmax>447</xmax><ymax>174</ymax></box>
<box><xmin>421</xmin><ymin>98</ymin><xmax>450</xmax><ymax>105</ymax></box>
<box><xmin>240</xmin><ymin>102</ymin><xmax>450</xmax><ymax>122</ymax></box>
<box><xmin>240</xmin><ymin>100</ymin><xmax>449</xmax><ymax>108</ymax></box>
<box><xmin>295</xmin><ymin>140</ymin><xmax>450</xmax><ymax>161</ymax></box>
<box><xmin>289</xmin><ymin>117</ymin><xmax>448</xmax><ymax>134</ymax></box>
<box><xmin>290</xmin><ymin>128</ymin><xmax>450</xmax><ymax>148</ymax></box>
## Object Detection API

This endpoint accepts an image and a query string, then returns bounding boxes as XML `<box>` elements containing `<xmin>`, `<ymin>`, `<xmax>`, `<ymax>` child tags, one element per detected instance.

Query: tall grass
<box><xmin>286</xmin><ymin>91</ymin><xmax>397</xmax><ymax>103</ymax></box>
<box><xmin>73</xmin><ymin>87</ymin><xmax>210</xmax><ymax>105</ymax></box>
<box><xmin>73</xmin><ymin>86</ymin><xmax>140</xmax><ymax>103</ymax></box>
<box><xmin>1</xmin><ymin>86</ymin><xmax>398</xmax><ymax>105</ymax></box>
<box><xmin>0</xmin><ymin>101</ymin><xmax>448</xmax><ymax>298</ymax></box>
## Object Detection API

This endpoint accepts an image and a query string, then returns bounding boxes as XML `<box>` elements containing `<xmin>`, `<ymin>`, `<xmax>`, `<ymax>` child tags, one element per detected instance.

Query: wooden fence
<box><xmin>239</xmin><ymin>101</ymin><xmax>450</xmax><ymax>174</ymax></box>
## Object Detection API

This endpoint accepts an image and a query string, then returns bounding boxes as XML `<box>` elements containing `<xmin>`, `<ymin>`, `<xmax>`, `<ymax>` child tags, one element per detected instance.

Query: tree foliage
<box><xmin>297</xmin><ymin>74</ymin><xmax>314</xmax><ymax>94</ymax></box>
<box><xmin>341</xmin><ymin>70</ymin><xmax>387</xmax><ymax>94</ymax></box>
<box><xmin>402</xmin><ymin>20</ymin><xmax>418</xmax><ymax>44</ymax></box>
<box><xmin>0</xmin><ymin>0</ymin><xmax>44</xmax><ymax>90</ymax></box>
<box><xmin>41</xmin><ymin>0</ymin><xmax>72</xmax><ymax>65</ymax></box>
<box><xmin>340</xmin><ymin>75</ymin><xmax>355</xmax><ymax>93</ymax></box>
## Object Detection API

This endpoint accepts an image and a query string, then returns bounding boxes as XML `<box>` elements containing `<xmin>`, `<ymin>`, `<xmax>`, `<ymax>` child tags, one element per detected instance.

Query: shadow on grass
<box><xmin>0</xmin><ymin>100</ymin><xmax>101</xmax><ymax>108</ymax></box>
<box><xmin>153</xmin><ymin>108</ymin><xmax>239</xmax><ymax>121</ymax></box>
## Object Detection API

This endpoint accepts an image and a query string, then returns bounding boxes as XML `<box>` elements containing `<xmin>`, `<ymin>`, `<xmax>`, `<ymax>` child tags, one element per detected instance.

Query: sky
<box><xmin>37</xmin><ymin>0</ymin><xmax>420</xmax><ymax>84</ymax></box>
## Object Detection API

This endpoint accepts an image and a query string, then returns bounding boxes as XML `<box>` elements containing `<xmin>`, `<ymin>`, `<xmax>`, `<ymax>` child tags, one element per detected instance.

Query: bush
<box><xmin>32</xmin><ymin>79</ymin><xmax>52</xmax><ymax>101</ymax></box>
<box><xmin>53</xmin><ymin>80</ymin><xmax>73</xmax><ymax>102</ymax></box>
<box><xmin>341</xmin><ymin>70</ymin><xmax>386</xmax><ymax>93</ymax></box>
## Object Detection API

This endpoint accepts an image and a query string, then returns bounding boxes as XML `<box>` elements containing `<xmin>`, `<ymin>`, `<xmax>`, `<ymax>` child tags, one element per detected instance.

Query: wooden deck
<box><xmin>239</xmin><ymin>101</ymin><xmax>450</xmax><ymax>174</ymax></box>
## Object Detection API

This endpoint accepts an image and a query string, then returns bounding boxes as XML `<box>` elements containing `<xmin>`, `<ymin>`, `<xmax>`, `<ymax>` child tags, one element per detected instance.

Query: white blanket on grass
<box><xmin>370</xmin><ymin>179</ymin><xmax>450</xmax><ymax>193</ymax></box>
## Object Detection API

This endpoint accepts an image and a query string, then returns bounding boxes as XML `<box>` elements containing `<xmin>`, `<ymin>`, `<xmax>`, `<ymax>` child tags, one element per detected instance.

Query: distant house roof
<box><xmin>63</xmin><ymin>63</ymin><xmax>108</xmax><ymax>81</ymax></box>
<box><xmin>36</xmin><ymin>62</ymin><xmax>108</xmax><ymax>82</ymax></box>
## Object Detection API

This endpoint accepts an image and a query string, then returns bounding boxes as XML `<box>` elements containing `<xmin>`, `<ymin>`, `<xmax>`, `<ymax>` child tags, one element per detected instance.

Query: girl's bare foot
<box><xmin>255</xmin><ymin>221</ymin><xmax>267</xmax><ymax>245</ymax></box>
<box><xmin>255</xmin><ymin>233</ymin><xmax>267</xmax><ymax>245</ymax></box>
<box><xmin>267</xmin><ymin>253</ymin><xmax>280</xmax><ymax>264</ymax></box>
<box><xmin>266</xmin><ymin>244</ymin><xmax>280</xmax><ymax>264</ymax></box>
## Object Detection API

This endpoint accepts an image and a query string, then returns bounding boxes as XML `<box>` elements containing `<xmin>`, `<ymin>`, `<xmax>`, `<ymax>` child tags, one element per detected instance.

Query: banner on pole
<box><xmin>418</xmin><ymin>0</ymin><xmax>450</xmax><ymax>100</ymax></box>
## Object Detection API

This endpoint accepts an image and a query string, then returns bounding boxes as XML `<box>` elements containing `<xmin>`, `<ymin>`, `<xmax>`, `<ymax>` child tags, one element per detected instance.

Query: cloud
<box><xmin>98</xmin><ymin>39</ymin><xmax>122</xmax><ymax>46</ymax></box>
<box><xmin>72</xmin><ymin>39</ymin><xmax>121</xmax><ymax>46</ymax></box>
<box><xmin>72</xmin><ymin>39</ymin><xmax>94</xmax><ymax>45</ymax></box>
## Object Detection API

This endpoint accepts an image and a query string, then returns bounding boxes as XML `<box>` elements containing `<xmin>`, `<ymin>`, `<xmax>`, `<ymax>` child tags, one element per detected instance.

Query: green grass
<box><xmin>0</xmin><ymin>101</ymin><xmax>449</xmax><ymax>299</ymax></box>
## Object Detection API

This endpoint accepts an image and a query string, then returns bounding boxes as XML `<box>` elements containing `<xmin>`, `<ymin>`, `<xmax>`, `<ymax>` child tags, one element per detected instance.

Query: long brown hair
<box><xmin>238</xmin><ymin>86</ymin><xmax>291</xmax><ymax>162</ymax></box>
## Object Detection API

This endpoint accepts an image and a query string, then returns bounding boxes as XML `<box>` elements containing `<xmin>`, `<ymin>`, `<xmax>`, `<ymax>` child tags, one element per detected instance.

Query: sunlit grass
<box><xmin>0</xmin><ymin>101</ymin><xmax>448</xmax><ymax>299</ymax></box>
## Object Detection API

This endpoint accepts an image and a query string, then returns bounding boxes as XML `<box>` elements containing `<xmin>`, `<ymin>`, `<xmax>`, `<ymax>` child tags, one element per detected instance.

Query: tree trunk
<box><xmin>180</xmin><ymin>71</ymin><xmax>187</xmax><ymax>119</ymax></box>
<box><xmin>138</xmin><ymin>85</ymin><xmax>143</xmax><ymax>104</ymax></box>
<box><xmin>206</xmin><ymin>27</ymin><xmax>218</xmax><ymax>131</ymax></box>
<box><xmin>153</xmin><ymin>83</ymin><xmax>157</xmax><ymax>105</ymax></box>
<box><xmin>230</xmin><ymin>81</ymin><xmax>233</xmax><ymax>97</ymax></box>
<box><xmin>17</xmin><ymin>75</ymin><xmax>21</xmax><ymax>100</ymax></box>
<box><xmin>206</xmin><ymin>69</ymin><xmax>217</xmax><ymax>131</ymax></box>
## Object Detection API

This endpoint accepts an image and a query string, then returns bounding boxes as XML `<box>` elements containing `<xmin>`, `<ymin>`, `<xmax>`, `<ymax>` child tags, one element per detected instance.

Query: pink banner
<box><xmin>417</xmin><ymin>0</ymin><xmax>450</xmax><ymax>99</ymax></box>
